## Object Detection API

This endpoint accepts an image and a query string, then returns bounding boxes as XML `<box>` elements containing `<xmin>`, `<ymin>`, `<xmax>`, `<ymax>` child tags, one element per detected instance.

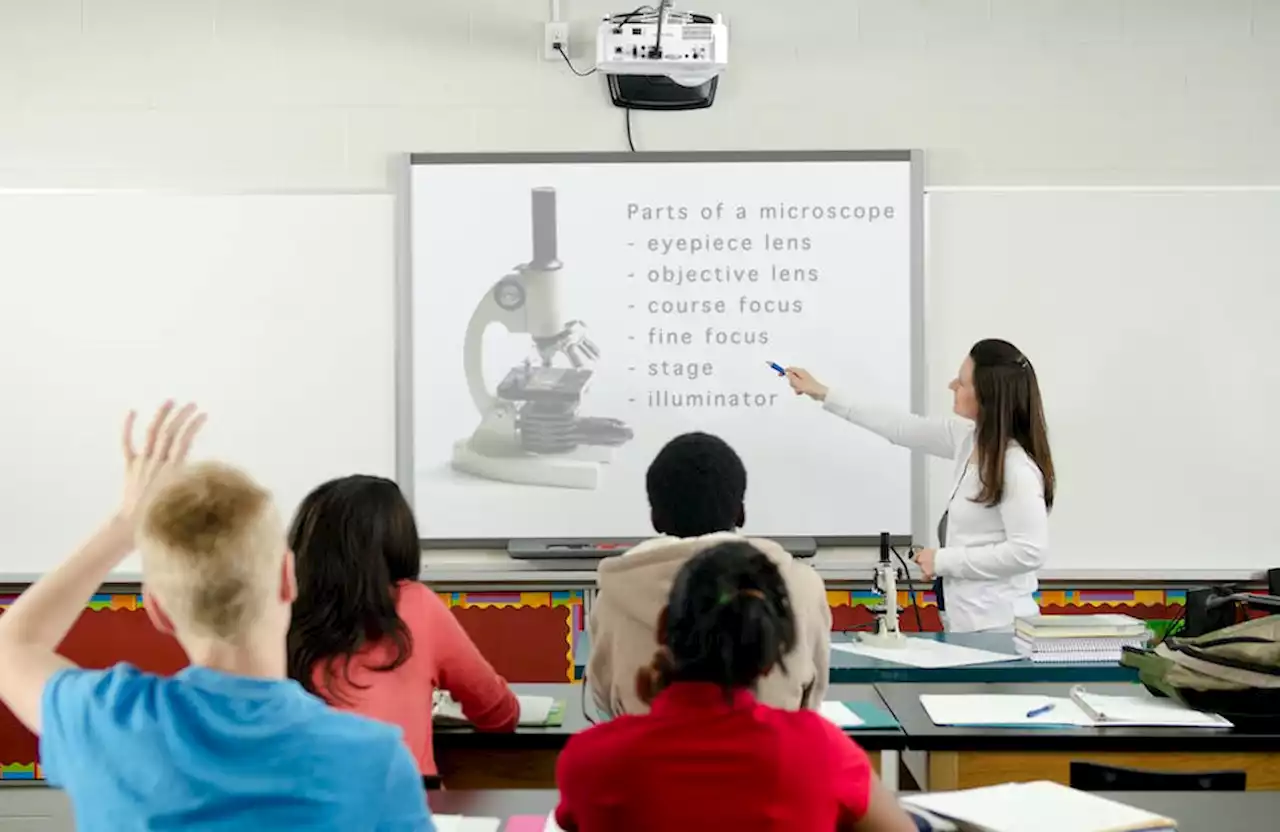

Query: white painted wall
<box><xmin>1</xmin><ymin>0</ymin><xmax>1277</xmax><ymax>190</ymax></box>
<box><xmin>2</xmin><ymin>0</ymin><xmax>1277</xmax><ymax>579</ymax></box>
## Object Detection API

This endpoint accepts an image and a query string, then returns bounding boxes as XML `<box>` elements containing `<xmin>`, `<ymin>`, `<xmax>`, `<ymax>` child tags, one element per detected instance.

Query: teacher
<box><xmin>786</xmin><ymin>339</ymin><xmax>1055</xmax><ymax>633</ymax></box>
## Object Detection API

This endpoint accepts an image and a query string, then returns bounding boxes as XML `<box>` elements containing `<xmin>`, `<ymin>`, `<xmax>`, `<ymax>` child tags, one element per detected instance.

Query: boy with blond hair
<box><xmin>0</xmin><ymin>402</ymin><xmax>433</xmax><ymax>831</ymax></box>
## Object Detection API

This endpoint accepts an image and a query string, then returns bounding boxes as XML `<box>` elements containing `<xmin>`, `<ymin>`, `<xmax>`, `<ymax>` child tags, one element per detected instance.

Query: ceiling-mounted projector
<box><xmin>595</xmin><ymin>1</ymin><xmax>728</xmax><ymax>110</ymax></box>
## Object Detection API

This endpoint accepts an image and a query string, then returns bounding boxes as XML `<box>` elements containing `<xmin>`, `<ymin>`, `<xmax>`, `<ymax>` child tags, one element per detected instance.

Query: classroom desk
<box><xmin>828</xmin><ymin>632</ymin><xmax>1139</xmax><ymax>684</ymax></box>
<box><xmin>876</xmin><ymin>682</ymin><xmax>1280</xmax><ymax>791</ymax></box>
<box><xmin>433</xmin><ymin>684</ymin><xmax>592</xmax><ymax>790</ymax></box>
<box><xmin>573</xmin><ymin>632</ymin><xmax>1139</xmax><ymax>684</ymax></box>
<box><xmin>426</xmin><ymin>789</ymin><xmax>1280</xmax><ymax>831</ymax></box>
<box><xmin>433</xmin><ymin>683</ymin><xmax>907</xmax><ymax>790</ymax></box>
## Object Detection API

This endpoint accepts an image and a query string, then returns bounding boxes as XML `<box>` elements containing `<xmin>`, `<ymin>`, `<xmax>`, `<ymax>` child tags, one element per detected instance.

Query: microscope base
<box><xmin>858</xmin><ymin>630</ymin><xmax>908</xmax><ymax>649</ymax></box>
<box><xmin>451</xmin><ymin>438</ymin><xmax>608</xmax><ymax>490</ymax></box>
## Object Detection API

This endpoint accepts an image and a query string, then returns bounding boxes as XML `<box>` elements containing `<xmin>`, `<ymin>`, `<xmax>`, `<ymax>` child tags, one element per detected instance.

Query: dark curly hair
<box><xmin>646</xmin><ymin>432</ymin><xmax>747</xmax><ymax>537</ymax></box>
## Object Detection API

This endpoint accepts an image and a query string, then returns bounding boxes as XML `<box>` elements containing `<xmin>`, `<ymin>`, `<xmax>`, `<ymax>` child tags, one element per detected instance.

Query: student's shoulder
<box><xmin>301</xmin><ymin>704</ymin><xmax>410</xmax><ymax>762</ymax></box>
<box><xmin>395</xmin><ymin>579</ymin><xmax>434</xmax><ymax>598</ymax></box>
<box><xmin>745</xmin><ymin>538</ymin><xmax>824</xmax><ymax>591</ymax></box>
<box><xmin>1003</xmin><ymin>443</ymin><xmax>1045</xmax><ymax>484</ymax></box>
<box><xmin>308</xmin><ymin>700</ymin><xmax>405</xmax><ymax>742</ymax></box>
<box><xmin>762</xmin><ymin>705</ymin><xmax>858</xmax><ymax>744</ymax></box>
<box><xmin>45</xmin><ymin>662</ymin><xmax>162</xmax><ymax>710</ymax></box>
<box><xmin>762</xmin><ymin>707</ymin><xmax>873</xmax><ymax>770</ymax></box>
<box><xmin>560</xmin><ymin>714</ymin><xmax>648</xmax><ymax>768</ymax></box>
<box><xmin>394</xmin><ymin>579</ymin><xmax>444</xmax><ymax>618</ymax></box>
<box><xmin>295</xmin><ymin>709</ymin><xmax>423</xmax><ymax>805</ymax></box>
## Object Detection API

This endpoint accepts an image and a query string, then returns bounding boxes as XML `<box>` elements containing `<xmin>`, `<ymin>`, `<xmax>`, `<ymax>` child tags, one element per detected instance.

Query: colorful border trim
<box><xmin>824</xmin><ymin>588</ymin><xmax>1181</xmax><ymax>610</ymax></box>
<box><xmin>0</xmin><ymin>764</ymin><xmax>40</xmax><ymax>780</ymax></box>
<box><xmin>437</xmin><ymin>590</ymin><xmax>586</xmax><ymax>682</ymax></box>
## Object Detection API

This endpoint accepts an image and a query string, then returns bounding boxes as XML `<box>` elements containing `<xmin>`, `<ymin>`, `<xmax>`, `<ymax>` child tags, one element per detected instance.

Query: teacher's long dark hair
<box><xmin>285</xmin><ymin>475</ymin><xmax>422</xmax><ymax>703</ymax></box>
<box><xmin>969</xmin><ymin>338</ymin><xmax>1056</xmax><ymax>510</ymax></box>
<box><xmin>636</xmin><ymin>541</ymin><xmax>797</xmax><ymax>704</ymax></box>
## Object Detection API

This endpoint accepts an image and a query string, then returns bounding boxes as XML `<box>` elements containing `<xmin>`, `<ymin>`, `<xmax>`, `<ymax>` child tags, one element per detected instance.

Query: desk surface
<box><xmin>432</xmin><ymin>684</ymin><xmax>595</xmax><ymax>749</ymax></box>
<box><xmin>829</xmin><ymin>632</ymin><xmax>1139</xmax><ymax>684</ymax></box>
<box><xmin>575</xmin><ymin>632</ymin><xmax>1139</xmax><ymax>685</ymax></box>
<box><xmin>433</xmin><ymin>683</ymin><xmax>908</xmax><ymax>751</ymax></box>
<box><xmin>876</xmin><ymin>681</ymin><xmax>1280</xmax><ymax>752</ymax></box>
<box><xmin>427</xmin><ymin>789</ymin><xmax>1280</xmax><ymax>831</ymax></box>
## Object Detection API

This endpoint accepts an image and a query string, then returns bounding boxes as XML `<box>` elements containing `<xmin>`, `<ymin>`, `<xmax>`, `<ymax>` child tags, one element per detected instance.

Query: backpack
<box><xmin>1120</xmin><ymin>614</ymin><xmax>1280</xmax><ymax>723</ymax></box>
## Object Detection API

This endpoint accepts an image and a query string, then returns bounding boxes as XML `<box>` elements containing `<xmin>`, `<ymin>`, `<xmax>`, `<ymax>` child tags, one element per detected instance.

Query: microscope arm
<box><xmin>462</xmin><ymin>280</ymin><xmax>525</xmax><ymax>416</ymax></box>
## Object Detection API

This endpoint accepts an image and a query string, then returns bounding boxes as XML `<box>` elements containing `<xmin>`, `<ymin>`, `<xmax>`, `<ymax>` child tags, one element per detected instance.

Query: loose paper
<box><xmin>832</xmin><ymin>637</ymin><xmax>1022</xmax><ymax>669</ymax></box>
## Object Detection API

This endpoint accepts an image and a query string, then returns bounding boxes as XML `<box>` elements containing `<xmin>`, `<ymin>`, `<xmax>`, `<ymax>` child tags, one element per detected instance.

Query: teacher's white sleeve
<box><xmin>822</xmin><ymin>389</ymin><xmax>970</xmax><ymax>460</ymax></box>
<box><xmin>932</xmin><ymin>456</ymin><xmax>1049</xmax><ymax>580</ymax></box>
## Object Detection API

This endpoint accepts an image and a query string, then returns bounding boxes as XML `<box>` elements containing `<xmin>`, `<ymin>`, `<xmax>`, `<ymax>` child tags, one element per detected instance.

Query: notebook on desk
<box><xmin>902</xmin><ymin>781</ymin><xmax>1176</xmax><ymax>832</ymax></box>
<box><xmin>821</xmin><ymin>700</ymin><xmax>901</xmax><ymax>730</ymax></box>
<box><xmin>431</xmin><ymin>817</ymin><xmax>501</xmax><ymax>832</ymax></box>
<box><xmin>505</xmin><ymin>813</ymin><xmax>563</xmax><ymax>832</ymax></box>
<box><xmin>432</xmin><ymin>692</ymin><xmax>565</xmax><ymax>727</ymax></box>
<box><xmin>1016</xmin><ymin>614</ymin><xmax>1150</xmax><ymax>639</ymax></box>
<box><xmin>920</xmin><ymin>685</ymin><xmax>1232</xmax><ymax>729</ymax></box>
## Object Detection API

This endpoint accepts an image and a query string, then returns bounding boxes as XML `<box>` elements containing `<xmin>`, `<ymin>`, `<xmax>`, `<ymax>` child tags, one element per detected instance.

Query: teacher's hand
<box><xmin>915</xmin><ymin>548</ymin><xmax>937</xmax><ymax>581</ymax></box>
<box><xmin>784</xmin><ymin>367</ymin><xmax>829</xmax><ymax>401</ymax></box>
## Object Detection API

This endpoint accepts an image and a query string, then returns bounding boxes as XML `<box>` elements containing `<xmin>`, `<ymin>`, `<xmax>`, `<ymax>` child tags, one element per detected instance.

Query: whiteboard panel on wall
<box><xmin>924</xmin><ymin>188</ymin><xmax>1280</xmax><ymax>578</ymax></box>
<box><xmin>405</xmin><ymin>152</ymin><xmax>922</xmax><ymax>543</ymax></box>
<box><xmin>0</xmin><ymin>192</ymin><xmax>396</xmax><ymax>580</ymax></box>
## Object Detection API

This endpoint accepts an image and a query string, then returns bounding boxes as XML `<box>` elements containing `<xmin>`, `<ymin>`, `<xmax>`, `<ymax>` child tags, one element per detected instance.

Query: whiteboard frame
<box><xmin>397</xmin><ymin>150</ymin><xmax>926</xmax><ymax>550</ymax></box>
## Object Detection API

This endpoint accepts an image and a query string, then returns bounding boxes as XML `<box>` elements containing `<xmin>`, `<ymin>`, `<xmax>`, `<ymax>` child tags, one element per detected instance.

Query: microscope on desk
<box><xmin>450</xmin><ymin>186</ymin><xmax>634</xmax><ymax>489</ymax></box>
<box><xmin>860</xmin><ymin>532</ymin><xmax>908</xmax><ymax>648</ymax></box>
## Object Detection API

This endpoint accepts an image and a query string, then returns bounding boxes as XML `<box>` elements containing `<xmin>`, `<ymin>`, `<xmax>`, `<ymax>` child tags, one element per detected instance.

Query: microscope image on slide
<box><xmin>451</xmin><ymin>186</ymin><xmax>634</xmax><ymax>490</ymax></box>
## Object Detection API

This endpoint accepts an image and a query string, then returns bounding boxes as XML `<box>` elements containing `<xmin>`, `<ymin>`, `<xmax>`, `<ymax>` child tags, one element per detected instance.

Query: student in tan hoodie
<box><xmin>588</xmin><ymin>431</ymin><xmax>831</xmax><ymax>717</ymax></box>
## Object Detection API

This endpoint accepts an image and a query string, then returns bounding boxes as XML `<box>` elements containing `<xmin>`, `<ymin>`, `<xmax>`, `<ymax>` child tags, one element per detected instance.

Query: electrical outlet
<box><xmin>544</xmin><ymin>22</ymin><xmax>570</xmax><ymax>61</ymax></box>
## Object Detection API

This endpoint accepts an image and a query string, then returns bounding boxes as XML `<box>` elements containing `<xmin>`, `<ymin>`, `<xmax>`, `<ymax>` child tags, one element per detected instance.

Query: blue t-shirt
<box><xmin>40</xmin><ymin>663</ymin><xmax>434</xmax><ymax>831</ymax></box>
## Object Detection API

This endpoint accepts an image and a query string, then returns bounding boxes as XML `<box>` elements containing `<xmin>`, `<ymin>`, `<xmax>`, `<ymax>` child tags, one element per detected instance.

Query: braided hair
<box><xmin>636</xmin><ymin>540</ymin><xmax>797</xmax><ymax>703</ymax></box>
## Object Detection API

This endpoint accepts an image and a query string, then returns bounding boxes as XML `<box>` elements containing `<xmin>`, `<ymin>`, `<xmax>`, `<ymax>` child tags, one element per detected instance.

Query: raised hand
<box><xmin>784</xmin><ymin>367</ymin><xmax>829</xmax><ymax>401</ymax></box>
<box><xmin>119</xmin><ymin>401</ymin><xmax>207</xmax><ymax>521</ymax></box>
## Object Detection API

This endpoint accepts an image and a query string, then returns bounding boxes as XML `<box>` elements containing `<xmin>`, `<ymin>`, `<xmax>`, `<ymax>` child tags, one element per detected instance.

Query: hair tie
<box><xmin>718</xmin><ymin>588</ymin><xmax>765</xmax><ymax>607</ymax></box>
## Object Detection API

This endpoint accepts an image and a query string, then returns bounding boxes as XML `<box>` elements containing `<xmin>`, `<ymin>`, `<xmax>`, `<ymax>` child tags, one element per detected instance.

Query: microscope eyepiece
<box><xmin>530</xmin><ymin>187</ymin><xmax>561</xmax><ymax>270</ymax></box>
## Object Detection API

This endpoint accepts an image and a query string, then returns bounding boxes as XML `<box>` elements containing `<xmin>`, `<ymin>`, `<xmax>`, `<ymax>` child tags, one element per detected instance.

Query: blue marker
<box><xmin>1025</xmin><ymin>703</ymin><xmax>1056</xmax><ymax>719</ymax></box>
<box><xmin>766</xmin><ymin>362</ymin><xmax>786</xmax><ymax>376</ymax></box>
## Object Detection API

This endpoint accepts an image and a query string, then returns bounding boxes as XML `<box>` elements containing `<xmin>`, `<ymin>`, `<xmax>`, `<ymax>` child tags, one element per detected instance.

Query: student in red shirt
<box><xmin>555</xmin><ymin>540</ymin><xmax>918</xmax><ymax>832</ymax></box>
<box><xmin>285</xmin><ymin>475</ymin><xmax>519</xmax><ymax>785</ymax></box>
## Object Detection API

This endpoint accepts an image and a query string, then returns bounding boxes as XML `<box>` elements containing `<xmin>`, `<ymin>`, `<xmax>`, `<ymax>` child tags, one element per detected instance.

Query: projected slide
<box><xmin>407</xmin><ymin>152</ymin><xmax>918</xmax><ymax>541</ymax></box>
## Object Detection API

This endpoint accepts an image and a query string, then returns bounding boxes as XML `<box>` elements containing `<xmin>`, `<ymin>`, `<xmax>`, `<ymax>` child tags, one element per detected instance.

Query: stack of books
<box><xmin>1013</xmin><ymin>613</ymin><xmax>1151</xmax><ymax>663</ymax></box>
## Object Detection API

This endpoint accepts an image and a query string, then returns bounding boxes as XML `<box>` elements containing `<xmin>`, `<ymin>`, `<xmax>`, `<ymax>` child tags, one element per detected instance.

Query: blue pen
<box><xmin>1025</xmin><ymin>703</ymin><xmax>1055</xmax><ymax>719</ymax></box>
<box><xmin>766</xmin><ymin>362</ymin><xmax>786</xmax><ymax>376</ymax></box>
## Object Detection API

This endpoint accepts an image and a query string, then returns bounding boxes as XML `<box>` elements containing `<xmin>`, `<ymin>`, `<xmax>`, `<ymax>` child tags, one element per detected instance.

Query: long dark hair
<box><xmin>969</xmin><ymin>339</ymin><xmax>1055</xmax><ymax>510</ymax></box>
<box><xmin>285</xmin><ymin>475</ymin><xmax>422</xmax><ymax>703</ymax></box>
<box><xmin>636</xmin><ymin>541</ymin><xmax>797</xmax><ymax>704</ymax></box>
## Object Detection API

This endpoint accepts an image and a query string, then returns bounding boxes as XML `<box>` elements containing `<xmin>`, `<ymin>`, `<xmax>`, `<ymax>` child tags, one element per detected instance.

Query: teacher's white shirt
<box><xmin>823</xmin><ymin>390</ymin><xmax>1049</xmax><ymax>633</ymax></box>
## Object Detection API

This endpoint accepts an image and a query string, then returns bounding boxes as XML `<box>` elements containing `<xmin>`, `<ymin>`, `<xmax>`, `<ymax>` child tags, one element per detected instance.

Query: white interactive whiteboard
<box><xmin>0</xmin><ymin>192</ymin><xmax>396</xmax><ymax>581</ymax></box>
<box><xmin>403</xmin><ymin>152</ymin><xmax>923</xmax><ymax>544</ymax></box>
<box><xmin>925</xmin><ymin>188</ymin><xmax>1280</xmax><ymax>578</ymax></box>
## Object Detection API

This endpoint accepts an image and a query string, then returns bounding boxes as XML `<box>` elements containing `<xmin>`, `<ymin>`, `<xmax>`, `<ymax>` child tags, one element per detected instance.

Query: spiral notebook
<box><xmin>921</xmin><ymin>685</ymin><xmax>1232</xmax><ymax>729</ymax></box>
<box><xmin>902</xmin><ymin>781</ymin><xmax>1176</xmax><ymax>832</ymax></box>
<box><xmin>1014</xmin><ymin>635</ymin><xmax>1151</xmax><ymax>663</ymax></box>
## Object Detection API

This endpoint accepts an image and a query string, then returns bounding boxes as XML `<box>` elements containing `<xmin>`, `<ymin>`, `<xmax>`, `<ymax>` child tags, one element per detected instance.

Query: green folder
<box><xmin>840</xmin><ymin>700</ymin><xmax>901</xmax><ymax>731</ymax></box>
<box><xmin>538</xmin><ymin>699</ymin><xmax>566</xmax><ymax>728</ymax></box>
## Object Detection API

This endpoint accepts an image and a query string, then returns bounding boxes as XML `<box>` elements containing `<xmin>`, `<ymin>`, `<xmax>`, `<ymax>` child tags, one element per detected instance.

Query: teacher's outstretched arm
<box><xmin>784</xmin><ymin>367</ymin><xmax>969</xmax><ymax>460</ymax></box>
